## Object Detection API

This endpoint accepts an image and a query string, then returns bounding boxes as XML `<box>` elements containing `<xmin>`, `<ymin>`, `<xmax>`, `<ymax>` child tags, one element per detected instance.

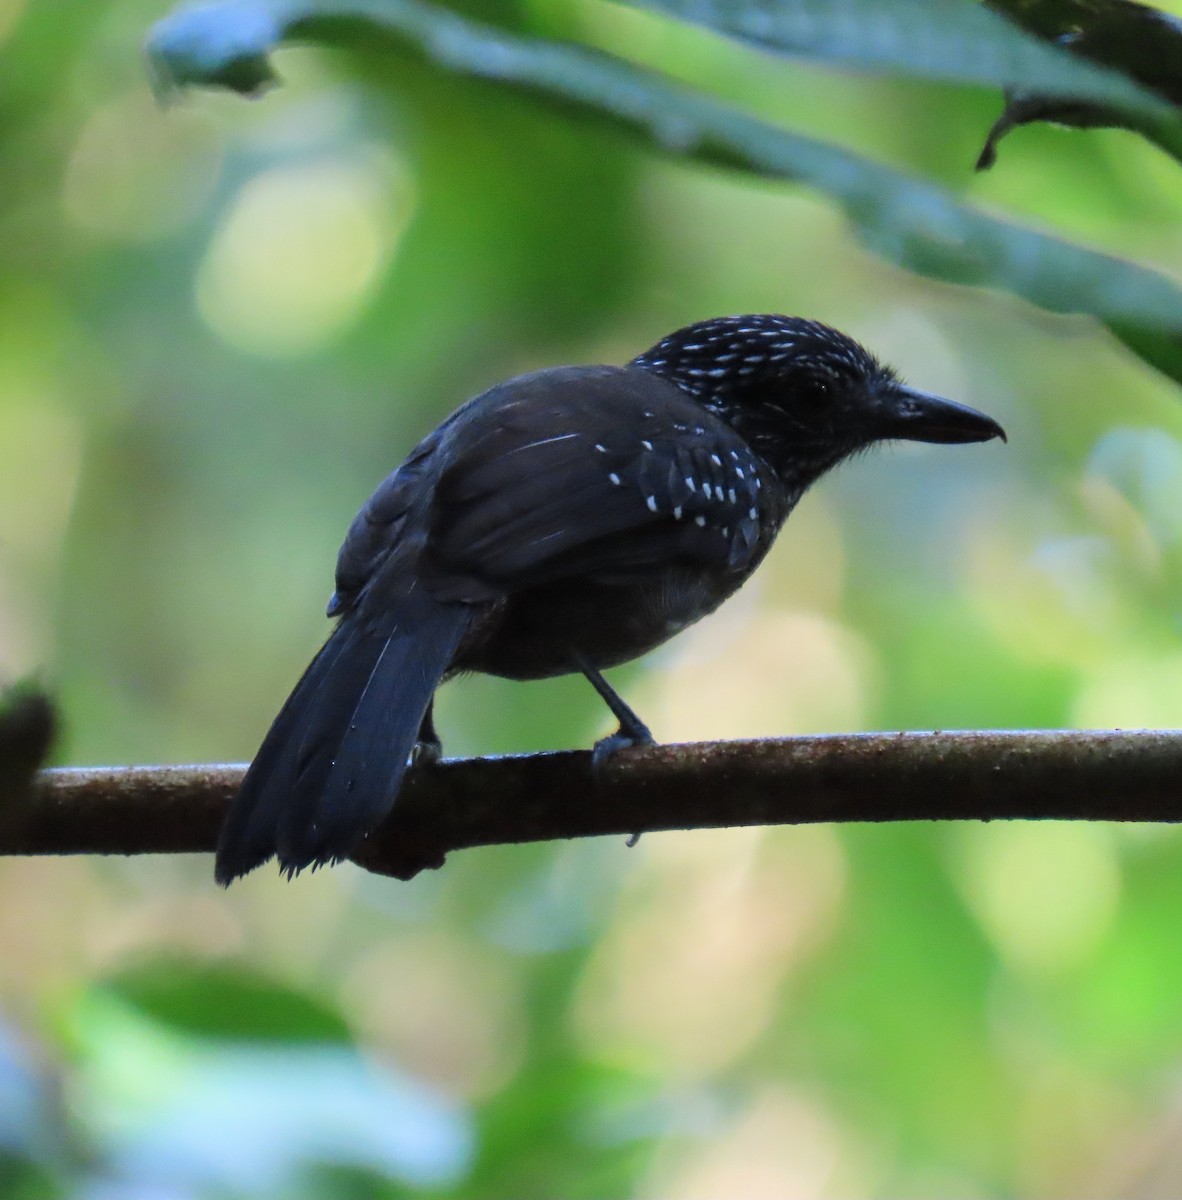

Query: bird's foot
<box><xmin>592</xmin><ymin>723</ymin><xmax>652</xmax><ymax>850</ymax></box>
<box><xmin>591</xmin><ymin>721</ymin><xmax>654</xmax><ymax>772</ymax></box>
<box><xmin>410</xmin><ymin>737</ymin><xmax>442</xmax><ymax>767</ymax></box>
<box><xmin>577</xmin><ymin>654</ymin><xmax>654</xmax><ymax>771</ymax></box>
<box><xmin>575</xmin><ymin>654</ymin><xmax>653</xmax><ymax>847</ymax></box>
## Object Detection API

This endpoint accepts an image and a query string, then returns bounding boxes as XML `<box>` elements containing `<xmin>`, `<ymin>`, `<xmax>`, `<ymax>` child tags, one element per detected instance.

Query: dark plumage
<box><xmin>216</xmin><ymin>314</ymin><xmax>1005</xmax><ymax>883</ymax></box>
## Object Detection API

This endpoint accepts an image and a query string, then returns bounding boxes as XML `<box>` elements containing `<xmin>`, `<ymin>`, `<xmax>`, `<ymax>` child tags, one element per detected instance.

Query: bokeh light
<box><xmin>196</xmin><ymin>150</ymin><xmax>412</xmax><ymax>357</ymax></box>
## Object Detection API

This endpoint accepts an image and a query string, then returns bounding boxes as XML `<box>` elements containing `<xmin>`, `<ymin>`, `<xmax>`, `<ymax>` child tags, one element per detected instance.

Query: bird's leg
<box><xmin>573</xmin><ymin>655</ymin><xmax>654</xmax><ymax>768</ymax></box>
<box><xmin>574</xmin><ymin>657</ymin><xmax>651</xmax><ymax>849</ymax></box>
<box><xmin>410</xmin><ymin>698</ymin><xmax>442</xmax><ymax>766</ymax></box>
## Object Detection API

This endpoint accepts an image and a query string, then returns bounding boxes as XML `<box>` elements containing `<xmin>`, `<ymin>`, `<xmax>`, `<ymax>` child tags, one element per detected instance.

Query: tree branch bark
<box><xmin>2</xmin><ymin>730</ymin><xmax>1180</xmax><ymax>880</ymax></box>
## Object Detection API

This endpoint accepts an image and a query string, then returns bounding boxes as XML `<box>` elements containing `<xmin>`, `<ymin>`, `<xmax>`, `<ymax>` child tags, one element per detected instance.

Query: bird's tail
<box><xmin>215</xmin><ymin>584</ymin><xmax>472</xmax><ymax>884</ymax></box>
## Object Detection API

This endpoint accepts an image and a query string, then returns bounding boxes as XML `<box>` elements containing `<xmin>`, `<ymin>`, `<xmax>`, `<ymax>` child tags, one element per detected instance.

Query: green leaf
<box><xmin>973</xmin><ymin>1</ymin><xmax>1182</xmax><ymax>167</ymax></box>
<box><xmin>104</xmin><ymin>962</ymin><xmax>353</xmax><ymax>1043</ymax></box>
<box><xmin>638</xmin><ymin>0</ymin><xmax>1165</xmax><ymax>114</ymax></box>
<box><xmin>145</xmin><ymin>0</ymin><xmax>1182</xmax><ymax>384</ymax></box>
<box><xmin>637</xmin><ymin>1</ymin><xmax>1182</xmax><ymax>167</ymax></box>
<box><xmin>987</xmin><ymin>0</ymin><xmax>1182</xmax><ymax>107</ymax></box>
<box><xmin>145</xmin><ymin>0</ymin><xmax>281</xmax><ymax>95</ymax></box>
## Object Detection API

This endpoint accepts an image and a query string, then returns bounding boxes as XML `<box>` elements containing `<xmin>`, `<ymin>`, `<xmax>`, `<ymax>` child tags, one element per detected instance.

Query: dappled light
<box><xmin>575</xmin><ymin>826</ymin><xmax>847</xmax><ymax>1076</ymax></box>
<box><xmin>953</xmin><ymin>822</ymin><xmax>1122</xmax><ymax>978</ymax></box>
<box><xmin>196</xmin><ymin>152</ymin><xmax>413</xmax><ymax>356</ymax></box>
<box><xmin>645</xmin><ymin>1087</ymin><xmax>855</xmax><ymax>1200</ymax></box>
<box><xmin>651</xmin><ymin>610</ymin><xmax>878</xmax><ymax>742</ymax></box>
<box><xmin>63</xmin><ymin>90</ymin><xmax>221</xmax><ymax>241</ymax></box>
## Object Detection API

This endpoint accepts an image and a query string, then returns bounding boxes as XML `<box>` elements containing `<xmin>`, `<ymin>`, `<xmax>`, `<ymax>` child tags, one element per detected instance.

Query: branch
<box><xmin>4</xmin><ymin>730</ymin><xmax>1182</xmax><ymax>880</ymax></box>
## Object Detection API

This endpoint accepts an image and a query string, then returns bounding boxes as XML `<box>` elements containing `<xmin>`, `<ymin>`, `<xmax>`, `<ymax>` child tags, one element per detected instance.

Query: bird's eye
<box><xmin>794</xmin><ymin>375</ymin><xmax>832</xmax><ymax>409</ymax></box>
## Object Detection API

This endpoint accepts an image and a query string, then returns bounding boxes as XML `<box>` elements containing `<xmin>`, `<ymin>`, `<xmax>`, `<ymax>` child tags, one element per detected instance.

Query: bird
<box><xmin>215</xmin><ymin>314</ymin><xmax>1005</xmax><ymax>883</ymax></box>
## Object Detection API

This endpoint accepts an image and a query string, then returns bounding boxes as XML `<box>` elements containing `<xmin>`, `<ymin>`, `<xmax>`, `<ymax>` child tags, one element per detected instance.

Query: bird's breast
<box><xmin>455</xmin><ymin>562</ymin><xmax>760</xmax><ymax>682</ymax></box>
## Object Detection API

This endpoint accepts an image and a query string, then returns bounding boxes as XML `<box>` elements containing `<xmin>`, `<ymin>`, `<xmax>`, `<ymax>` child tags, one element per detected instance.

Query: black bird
<box><xmin>215</xmin><ymin>314</ymin><xmax>1004</xmax><ymax>883</ymax></box>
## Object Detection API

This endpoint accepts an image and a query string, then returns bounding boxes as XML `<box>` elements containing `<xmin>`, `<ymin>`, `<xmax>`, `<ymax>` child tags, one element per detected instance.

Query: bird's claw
<box><xmin>591</xmin><ymin>726</ymin><xmax>652</xmax><ymax>848</ymax></box>
<box><xmin>590</xmin><ymin>723</ymin><xmax>654</xmax><ymax>772</ymax></box>
<box><xmin>410</xmin><ymin>738</ymin><xmax>442</xmax><ymax>767</ymax></box>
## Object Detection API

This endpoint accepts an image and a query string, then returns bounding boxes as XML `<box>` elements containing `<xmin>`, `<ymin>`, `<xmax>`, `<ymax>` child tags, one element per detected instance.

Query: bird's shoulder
<box><xmin>434</xmin><ymin>361</ymin><xmax>755</xmax><ymax>492</ymax></box>
<box><xmin>329</xmin><ymin>362</ymin><xmax>783</xmax><ymax>614</ymax></box>
<box><xmin>328</xmin><ymin>367</ymin><xmax>643</xmax><ymax>613</ymax></box>
<box><xmin>426</xmin><ymin>364</ymin><xmax>778</xmax><ymax>598</ymax></box>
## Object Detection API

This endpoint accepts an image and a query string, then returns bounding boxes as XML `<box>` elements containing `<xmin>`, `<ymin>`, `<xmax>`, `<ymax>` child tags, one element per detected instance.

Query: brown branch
<box><xmin>3</xmin><ymin>730</ymin><xmax>1181</xmax><ymax>880</ymax></box>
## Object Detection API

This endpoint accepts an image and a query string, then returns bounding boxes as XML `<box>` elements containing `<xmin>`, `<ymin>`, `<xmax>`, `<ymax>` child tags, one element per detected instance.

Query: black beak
<box><xmin>882</xmin><ymin>386</ymin><xmax>1007</xmax><ymax>446</ymax></box>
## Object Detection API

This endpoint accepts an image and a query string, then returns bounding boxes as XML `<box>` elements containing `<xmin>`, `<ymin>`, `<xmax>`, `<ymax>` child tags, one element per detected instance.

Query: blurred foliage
<box><xmin>147</xmin><ymin>0</ymin><xmax>1182</xmax><ymax>386</ymax></box>
<box><xmin>5</xmin><ymin>0</ymin><xmax>1182</xmax><ymax>1196</ymax></box>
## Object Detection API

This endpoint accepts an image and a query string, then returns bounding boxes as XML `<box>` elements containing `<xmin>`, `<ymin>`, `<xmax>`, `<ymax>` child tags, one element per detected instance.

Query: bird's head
<box><xmin>632</xmin><ymin>314</ymin><xmax>1005</xmax><ymax>488</ymax></box>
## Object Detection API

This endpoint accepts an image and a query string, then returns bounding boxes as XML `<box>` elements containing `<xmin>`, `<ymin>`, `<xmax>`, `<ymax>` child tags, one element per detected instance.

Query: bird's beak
<box><xmin>882</xmin><ymin>385</ymin><xmax>1007</xmax><ymax>445</ymax></box>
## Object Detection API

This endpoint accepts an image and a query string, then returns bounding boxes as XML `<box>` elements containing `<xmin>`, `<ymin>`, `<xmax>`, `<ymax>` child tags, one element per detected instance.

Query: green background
<box><xmin>5</xmin><ymin>1</ymin><xmax>1182</xmax><ymax>1196</ymax></box>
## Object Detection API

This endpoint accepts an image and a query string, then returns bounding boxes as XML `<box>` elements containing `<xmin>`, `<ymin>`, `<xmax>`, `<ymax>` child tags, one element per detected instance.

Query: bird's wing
<box><xmin>330</xmin><ymin>420</ymin><xmax>451</xmax><ymax>615</ymax></box>
<box><xmin>423</xmin><ymin>366</ymin><xmax>771</xmax><ymax>601</ymax></box>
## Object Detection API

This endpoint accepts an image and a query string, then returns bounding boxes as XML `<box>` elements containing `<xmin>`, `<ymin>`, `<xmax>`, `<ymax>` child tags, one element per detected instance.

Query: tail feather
<box><xmin>214</xmin><ymin>628</ymin><xmax>355</xmax><ymax>881</ymax></box>
<box><xmin>216</xmin><ymin>586</ymin><xmax>471</xmax><ymax>884</ymax></box>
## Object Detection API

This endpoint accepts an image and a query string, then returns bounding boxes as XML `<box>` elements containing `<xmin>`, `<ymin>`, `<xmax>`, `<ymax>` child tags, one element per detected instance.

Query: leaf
<box><xmin>975</xmin><ymin>0</ymin><xmax>1182</xmax><ymax>168</ymax></box>
<box><xmin>106</xmin><ymin>962</ymin><xmax>353</xmax><ymax>1043</ymax></box>
<box><xmin>976</xmin><ymin>92</ymin><xmax>1118</xmax><ymax>171</ymax></box>
<box><xmin>145</xmin><ymin>0</ymin><xmax>1182</xmax><ymax>384</ymax></box>
<box><xmin>638</xmin><ymin>0</ymin><xmax>1166</xmax><ymax>114</ymax></box>
<box><xmin>987</xmin><ymin>0</ymin><xmax>1182</xmax><ymax>106</ymax></box>
<box><xmin>68</xmin><ymin>988</ymin><xmax>474</xmax><ymax>1192</ymax></box>
<box><xmin>145</xmin><ymin>0</ymin><xmax>281</xmax><ymax>96</ymax></box>
<box><xmin>636</xmin><ymin>1</ymin><xmax>1182</xmax><ymax>167</ymax></box>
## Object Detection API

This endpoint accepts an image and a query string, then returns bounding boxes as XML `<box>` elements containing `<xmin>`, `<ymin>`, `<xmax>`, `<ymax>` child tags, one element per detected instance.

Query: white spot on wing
<box><xmin>694</xmin><ymin>515</ymin><xmax>707</xmax><ymax>527</ymax></box>
<box><xmin>646</xmin><ymin>495</ymin><xmax>658</xmax><ymax>512</ymax></box>
<box><xmin>609</xmin><ymin>472</ymin><xmax>621</xmax><ymax>486</ymax></box>
<box><xmin>515</xmin><ymin>432</ymin><xmax>579</xmax><ymax>453</ymax></box>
